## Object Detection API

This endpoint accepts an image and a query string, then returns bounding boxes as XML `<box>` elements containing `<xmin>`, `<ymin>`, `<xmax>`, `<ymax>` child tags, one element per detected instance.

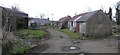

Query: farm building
<box><xmin>58</xmin><ymin>15</ymin><xmax>71</xmax><ymax>29</ymax></box>
<box><xmin>75</xmin><ymin>10</ymin><xmax>112</xmax><ymax>37</ymax></box>
<box><xmin>28</xmin><ymin>18</ymin><xmax>51</xmax><ymax>28</ymax></box>
<box><xmin>68</xmin><ymin>13</ymin><xmax>87</xmax><ymax>32</ymax></box>
<box><xmin>51</xmin><ymin>21</ymin><xmax>58</xmax><ymax>27</ymax></box>
<box><xmin>0</xmin><ymin>6</ymin><xmax>29</xmax><ymax>31</ymax></box>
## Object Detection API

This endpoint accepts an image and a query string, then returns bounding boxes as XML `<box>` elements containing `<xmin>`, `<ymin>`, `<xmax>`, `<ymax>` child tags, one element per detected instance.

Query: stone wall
<box><xmin>0</xmin><ymin>7</ymin><xmax>2</xmax><ymax>28</ymax></box>
<box><xmin>0</xmin><ymin>27</ymin><xmax>2</xmax><ymax>55</ymax></box>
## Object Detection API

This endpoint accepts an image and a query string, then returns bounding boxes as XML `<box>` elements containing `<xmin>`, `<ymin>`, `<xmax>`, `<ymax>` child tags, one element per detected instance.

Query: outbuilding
<box><xmin>58</xmin><ymin>15</ymin><xmax>71</xmax><ymax>29</ymax></box>
<box><xmin>68</xmin><ymin>13</ymin><xmax>87</xmax><ymax>32</ymax></box>
<box><xmin>28</xmin><ymin>18</ymin><xmax>51</xmax><ymax>28</ymax></box>
<box><xmin>76</xmin><ymin>10</ymin><xmax>112</xmax><ymax>37</ymax></box>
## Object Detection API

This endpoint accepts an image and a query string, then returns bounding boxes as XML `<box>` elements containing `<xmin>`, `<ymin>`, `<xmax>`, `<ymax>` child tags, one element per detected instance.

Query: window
<box><xmin>71</xmin><ymin>22</ymin><xmax>73</xmax><ymax>26</ymax></box>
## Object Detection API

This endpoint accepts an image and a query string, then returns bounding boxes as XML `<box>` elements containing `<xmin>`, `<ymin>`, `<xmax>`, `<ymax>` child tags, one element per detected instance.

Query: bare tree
<box><xmin>2</xmin><ymin>5</ymin><xmax>20</xmax><ymax>39</ymax></box>
<box><xmin>108</xmin><ymin>7</ymin><xmax>112</xmax><ymax>21</ymax></box>
<box><xmin>2</xmin><ymin>5</ymin><xmax>20</xmax><ymax>54</ymax></box>
<box><xmin>39</xmin><ymin>13</ymin><xmax>45</xmax><ymax>18</ymax></box>
<box><xmin>100</xmin><ymin>5</ymin><xmax>104</xmax><ymax>11</ymax></box>
<box><xmin>82</xmin><ymin>7</ymin><xmax>92</xmax><ymax>12</ymax></box>
<box><xmin>11</xmin><ymin>6</ymin><xmax>20</xmax><ymax>11</ymax></box>
<box><xmin>86</xmin><ymin>7</ymin><xmax>92</xmax><ymax>12</ymax></box>
<box><xmin>115</xmin><ymin>1</ymin><xmax>120</xmax><ymax>25</ymax></box>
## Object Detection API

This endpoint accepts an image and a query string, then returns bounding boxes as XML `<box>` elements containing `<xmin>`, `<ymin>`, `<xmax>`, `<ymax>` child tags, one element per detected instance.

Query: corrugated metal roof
<box><xmin>76</xmin><ymin>10</ymin><xmax>103</xmax><ymax>22</ymax></box>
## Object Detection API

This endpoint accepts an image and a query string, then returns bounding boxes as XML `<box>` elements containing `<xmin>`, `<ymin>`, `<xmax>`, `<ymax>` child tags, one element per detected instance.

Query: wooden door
<box><xmin>76</xmin><ymin>23</ymin><xmax>79</xmax><ymax>33</ymax></box>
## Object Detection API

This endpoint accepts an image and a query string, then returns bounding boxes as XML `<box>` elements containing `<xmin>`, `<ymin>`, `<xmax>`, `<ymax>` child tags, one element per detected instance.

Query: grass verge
<box><xmin>55</xmin><ymin>28</ymin><xmax>80</xmax><ymax>39</ymax></box>
<box><xmin>38</xmin><ymin>25</ymin><xmax>51</xmax><ymax>29</ymax></box>
<box><xmin>15</xmin><ymin>29</ymin><xmax>47</xmax><ymax>39</ymax></box>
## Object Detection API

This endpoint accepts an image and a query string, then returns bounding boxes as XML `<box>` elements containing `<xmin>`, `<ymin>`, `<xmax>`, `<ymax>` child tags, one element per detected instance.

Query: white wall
<box><xmin>72</xmin><ymin>16</ymin><xmax>82</xmax><ymax>32</ymax></box>
<box><xmin>74</xmin><ymin>16</ymin><xmax>82</xmax><ymax>27</ymax></box>
<box><xmin>73</xmin><ymin>21</ymin><xmax>76</xmax><ymax>28</ymax></box>
<box><xmin>68</xmin><ymin>22</ymin><xmax>73</xmax><ymax>31</ymax></box>
<box><xmin>28</xmin><ymin>20</ymin><xmax>35</xmax><ymax>26</ymax></box>
<box><xmin>68</xmin><ymin>22</ymin><xmax>70</xmax><ymax>29</ymax></box>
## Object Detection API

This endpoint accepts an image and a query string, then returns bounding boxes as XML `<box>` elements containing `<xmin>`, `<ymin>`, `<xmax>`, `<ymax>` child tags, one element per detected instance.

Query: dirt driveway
<box><xmin>28</xmin><ymin>28</ymin><xmax>118</xmax><ymax>53</ymax></box>
<box><xmin>42</xmin><ymin>28</ymin><xmax>81</xmax><ymax>53</ymax></box>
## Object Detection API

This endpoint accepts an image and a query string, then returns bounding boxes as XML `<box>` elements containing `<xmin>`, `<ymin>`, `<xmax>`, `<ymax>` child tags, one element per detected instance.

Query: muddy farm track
<box><xmin>26</xmin><ymin>28</ymin><xmax>118</xmax><ymax>53</ymax></box>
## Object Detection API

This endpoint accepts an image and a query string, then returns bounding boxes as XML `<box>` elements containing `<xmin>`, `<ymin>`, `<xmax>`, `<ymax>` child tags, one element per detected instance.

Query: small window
<box><xmin>39</xmin><ymin>23</ymin><xmax>41</xmax><ymax>25</ymax></box>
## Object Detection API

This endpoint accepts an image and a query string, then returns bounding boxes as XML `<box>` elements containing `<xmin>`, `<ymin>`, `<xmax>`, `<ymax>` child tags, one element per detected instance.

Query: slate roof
<box><xmin>58</xmin><ymin>17</ymin><xmax>65</xmax><ymax>22</ymax></box>
<box><xmin>76</xmin><ymin>10</ymin><xmax>103</xmax><ymax>23</ymax></box>
<box><xmin>58</xmin><ymin>16</ymin><xmax>71</xmax><ymax>22</ymax></box>
<box><xmin>30</xmin><ymin>18</ymin><xmax>51</xmax><ymax>25</ymax></box>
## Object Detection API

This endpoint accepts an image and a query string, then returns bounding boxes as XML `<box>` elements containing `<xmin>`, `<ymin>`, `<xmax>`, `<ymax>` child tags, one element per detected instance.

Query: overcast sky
<box><xmin>0</xmin><ymin>0</ymin><xmax>119</xmax><ymax>21</ymax></box>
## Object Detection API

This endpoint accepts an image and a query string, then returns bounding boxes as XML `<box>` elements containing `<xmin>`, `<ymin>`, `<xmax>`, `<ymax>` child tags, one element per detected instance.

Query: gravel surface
<box><xmin>28</xmin><ymin>28</ymin><xmax>118</xmax><ymax>53</ymax></box>
<box><xmin>76</xmin><ymin>37</ymin><xmax>118</xmax><ymax>53</ymax></box>
<box><xmin>42</xmin><ymin>28</ymin><xmax>82</xmax><ymax>53</ymax></box>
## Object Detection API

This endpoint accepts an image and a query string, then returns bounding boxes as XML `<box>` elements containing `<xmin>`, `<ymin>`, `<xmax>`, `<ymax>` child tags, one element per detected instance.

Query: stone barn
<box><xmin>76</xmin><ymin>10</ymin><xmax>112</xmax><ymax>37</ymax></box>
<box><xmin>58</xmin><ymin>15</ymin><xmax>71</xmax><ymax>29</ymax></box>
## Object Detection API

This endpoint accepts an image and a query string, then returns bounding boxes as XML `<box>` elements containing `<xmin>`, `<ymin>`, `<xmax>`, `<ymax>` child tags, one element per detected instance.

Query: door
<box><xmin>76</xmin><ymin>23</ymin><xmax>79</xmax><ymax>33</ymax></box>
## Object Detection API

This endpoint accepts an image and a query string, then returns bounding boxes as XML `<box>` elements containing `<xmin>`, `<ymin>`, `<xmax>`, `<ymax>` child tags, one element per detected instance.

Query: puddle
<box><xmin>73</xmin><ymin>40</ymin><xmax>80</xmax><ymax>44</ymax></box>
<box><xmin>62</xmin><ymin>46</ymin><xmax>80</xmax><ymax>51</ymax></box>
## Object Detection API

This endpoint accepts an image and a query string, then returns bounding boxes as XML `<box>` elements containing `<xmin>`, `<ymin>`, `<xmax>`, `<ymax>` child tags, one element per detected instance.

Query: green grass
<box><xmin>38</xmin><ymin>25</ymin><xmax>51</xmax><ymax>29</ymax></box>
<box><xmin>15</xmin><ymin>29</ymin><xmax>47</xmax><ymax>39</ymax></box>
<box><xmin>112</xmin><ymin>32</ymin><xmax>117</xmax><ymax>35</ymax></box>
<box><xmin>12</xmin><ymin>46</ymin><xmax>30</xmax><ymax>53</ymax></box>
<box><xmin>58</xmin><ymin>29</ymin><xmax>80</xmax><ymax>39</ymax></box>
